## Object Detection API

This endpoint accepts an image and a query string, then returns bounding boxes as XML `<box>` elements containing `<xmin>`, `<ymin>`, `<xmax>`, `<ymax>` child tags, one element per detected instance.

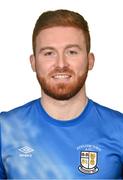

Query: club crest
<box><xmin>78</xmin><ymin>151</ymin><xmax>99</xmax><ymax>174</ymax></box>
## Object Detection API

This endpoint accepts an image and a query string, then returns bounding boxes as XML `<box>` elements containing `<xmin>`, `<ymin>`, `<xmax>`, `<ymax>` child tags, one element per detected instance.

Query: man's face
<box><xmin>30</xmin><ymin>27</ymin><xmax>94</xmax><ymax>100</ymax></box>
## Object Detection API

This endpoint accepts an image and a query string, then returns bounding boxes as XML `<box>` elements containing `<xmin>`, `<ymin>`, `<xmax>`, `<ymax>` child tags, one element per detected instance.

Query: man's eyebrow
<box><xmin>39</xmin><ymin>44</ymin><xmax>82</xmax><ymax>53</ymax></box>
<box><xmin>65</xmin><ymin>44</ymin><xmax>82</xmax><ymax>50</ymax></box>
<box><xmin>39</xmin><ymin>47</ymin><xmax>55</xmax><ymax>52</ymax></box>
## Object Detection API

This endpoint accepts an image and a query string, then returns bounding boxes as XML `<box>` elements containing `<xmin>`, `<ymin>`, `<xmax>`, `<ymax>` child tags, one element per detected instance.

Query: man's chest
<box><xmin>2</xmin><ymin>127</ymin><xmax>123</xmax><ymax>179</ymax></box>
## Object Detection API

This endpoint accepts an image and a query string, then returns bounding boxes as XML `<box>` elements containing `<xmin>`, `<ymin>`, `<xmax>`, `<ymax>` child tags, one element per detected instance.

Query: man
<box><xmin>0</xmin><ymin>9</ymin><xmax>123</xmax><ymax>179</ymax></box>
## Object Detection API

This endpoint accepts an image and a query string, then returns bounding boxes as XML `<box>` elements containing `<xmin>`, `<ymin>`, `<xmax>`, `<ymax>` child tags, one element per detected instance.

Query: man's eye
<box><xmin>44</xmin><ymin>51</ymin><xmax>54</xmax><ymax>56</ymax></box>
<box><xmin>66</xmin><ymin>50</ymin><xmax>78</xmax><ymax>56</ymax></box>
<box><xmin>69</xmin><ymin>50</ymin><xmax>78</xmax><ymax>54</ymax></box>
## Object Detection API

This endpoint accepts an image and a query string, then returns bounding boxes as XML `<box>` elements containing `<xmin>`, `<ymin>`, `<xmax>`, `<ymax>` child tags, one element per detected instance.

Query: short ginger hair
<box><xmin>32</xmin><ymin>9</ymin><xmax>91</xmax><ymax>54</ymax></box>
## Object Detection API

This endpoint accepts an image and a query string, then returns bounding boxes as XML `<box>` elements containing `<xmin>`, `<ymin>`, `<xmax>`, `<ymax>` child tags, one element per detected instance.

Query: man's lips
<box><xmin>51</xmin><ymin>73</ymin><xmax>72</xmax><ymax>79</ymax></box>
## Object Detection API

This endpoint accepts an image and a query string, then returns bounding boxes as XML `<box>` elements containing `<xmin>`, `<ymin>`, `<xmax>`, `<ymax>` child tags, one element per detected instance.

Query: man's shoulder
<box><xmin>91</xmin><ymin>99</ymin><xmax>123</xmax><ymax>121</ymax></box>
<box><xmin>0</xmin><ymin>98</ymin><xmax>40</xmax><ymax>121</ymax></box>
<box><xmin>90</xmin><ymin>99</ymin><xmax>123</xmax><ymax>142</ymax></box>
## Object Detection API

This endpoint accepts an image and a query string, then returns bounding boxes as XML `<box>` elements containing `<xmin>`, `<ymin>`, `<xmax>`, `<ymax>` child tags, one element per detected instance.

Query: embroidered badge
<box><xmin>78</xmin><ymin>151</ymin><xmax>99</xmax><ymax>174</ymax></box>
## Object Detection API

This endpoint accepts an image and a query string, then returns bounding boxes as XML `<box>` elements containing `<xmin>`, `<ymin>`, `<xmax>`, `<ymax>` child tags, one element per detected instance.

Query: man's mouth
<box><xmin>52</xmin><ymin>73</ymin><xmax>72</xmax><ymax>79</ymax></box>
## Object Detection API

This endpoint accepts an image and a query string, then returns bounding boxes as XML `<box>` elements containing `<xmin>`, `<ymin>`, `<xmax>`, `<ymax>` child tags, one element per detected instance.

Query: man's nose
<box><xmin>56</xmin><ymin>53</ymin><xmax>69</xmax><ymax>68</ymax></box>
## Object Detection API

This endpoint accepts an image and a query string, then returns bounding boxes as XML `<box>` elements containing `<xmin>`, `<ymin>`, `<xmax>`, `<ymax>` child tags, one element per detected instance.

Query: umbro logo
<box><xmin>18</xmin><ymin>146</ymin><xmax>34</xmax><ymax>157</ymax></box>
<box><xmin>18</xmin><ymin>146</ymin><xmax>34</xmax><ymax>154</ymax></box>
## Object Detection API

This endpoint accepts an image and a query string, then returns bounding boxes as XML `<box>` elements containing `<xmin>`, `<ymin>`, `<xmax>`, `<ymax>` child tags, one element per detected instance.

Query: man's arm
<box><xmin>0</xmin><ymin>114</ymin><xmax>7</xmax><ymax>180</ymax></box>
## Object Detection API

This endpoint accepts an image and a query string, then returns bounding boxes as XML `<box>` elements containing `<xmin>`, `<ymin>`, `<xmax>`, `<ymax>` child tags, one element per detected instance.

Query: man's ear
<box><xmin>30</xmin><ymin>54</ymin><xmax>36</xmax><ymax>72</ymax></box>
<box><xmin>88</xmin><ymin>53</ymin><xmax>95</xmax><ymax>70</ymax></box>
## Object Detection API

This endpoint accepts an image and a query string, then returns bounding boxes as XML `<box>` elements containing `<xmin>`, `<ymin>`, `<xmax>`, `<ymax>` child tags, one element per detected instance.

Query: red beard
<box><xmin>36</xmin><ymin>66</ymin><xmax>88</xmax><ymax>100</ymax></box>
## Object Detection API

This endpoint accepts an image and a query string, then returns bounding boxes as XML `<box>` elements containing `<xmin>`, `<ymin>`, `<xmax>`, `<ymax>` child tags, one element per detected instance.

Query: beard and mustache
<box><xmin>36</xmin><ymin>66</ymin><xmax>88</xmax><ymax>101</ymax></box>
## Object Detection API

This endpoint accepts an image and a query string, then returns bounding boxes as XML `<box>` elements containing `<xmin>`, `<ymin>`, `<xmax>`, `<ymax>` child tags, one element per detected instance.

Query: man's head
<box><xmin>32</xmin><ymin>9</ymin><xmax>90</xmax><ymax>55</ymax></box>
<box><xmin>30</xmin><ymin>9</ymin><xmax>94</xmax><ymax>100</ymax></box>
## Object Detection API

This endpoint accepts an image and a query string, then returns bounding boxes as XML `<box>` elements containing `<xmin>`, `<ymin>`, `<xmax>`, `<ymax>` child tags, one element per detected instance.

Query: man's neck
<box><xmin>41</xmin><ymin>88</ymin><xmax>88</xmax><ymax>121</ymax></box>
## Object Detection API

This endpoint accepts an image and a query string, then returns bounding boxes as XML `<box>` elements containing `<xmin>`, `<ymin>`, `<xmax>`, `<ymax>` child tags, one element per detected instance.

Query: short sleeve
<box><xmin>0</xmin><ymin>113</ymin><xmax>7</xmax><ymax>179</ymax></box>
